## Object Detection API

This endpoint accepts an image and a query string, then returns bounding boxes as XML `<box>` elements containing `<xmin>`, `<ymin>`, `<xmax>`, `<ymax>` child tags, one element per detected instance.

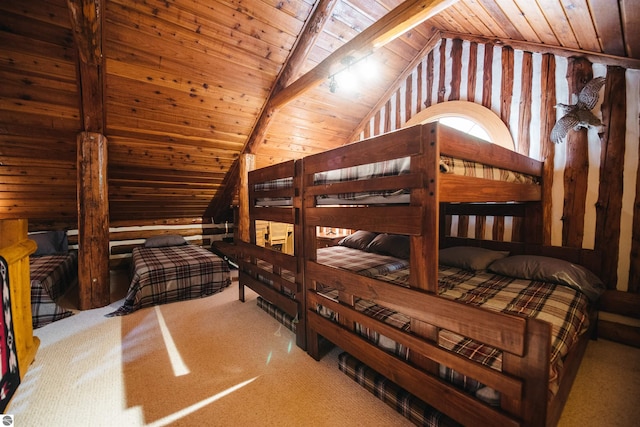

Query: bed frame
<box><xmin>237</xmin><ymin>160</ymin><xmax>306</xmax><ymax>348</ymax></box>
<box><xmin>299</xmin><ymin>123</ymin><xmax>598</xmax><ymax>426</ymax></box>
<box><xmin>0</xmin><ymin>219</ymin><xmax>39</xmax><ymax>380</ymax></box>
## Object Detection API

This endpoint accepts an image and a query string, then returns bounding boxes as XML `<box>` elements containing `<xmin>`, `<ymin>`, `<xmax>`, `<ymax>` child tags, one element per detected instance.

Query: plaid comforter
<box><xmin>254</xmin><ymin>156</ymin><xmax>539</xmax><ymax>206</ymax></box>
<box><xmin>30</xmin><ymin>252</ymin><xmax>77</xmax><ymax>328</ymax></box>
<box><xmin>314</xmin><ymin>247</ymin><xmax>590</xmax><ymax>398</ymax></box>
<box><xmin>107</xmin><ymin>245</ymin><xmax>231</xmax><ymax>316</ymax></box>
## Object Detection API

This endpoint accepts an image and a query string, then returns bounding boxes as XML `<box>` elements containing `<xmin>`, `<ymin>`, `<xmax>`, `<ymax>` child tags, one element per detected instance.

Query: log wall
<box><xmin>356</xmin><ymin>38</ymin><xmax>639</xmax><ymax>295</ymax></box>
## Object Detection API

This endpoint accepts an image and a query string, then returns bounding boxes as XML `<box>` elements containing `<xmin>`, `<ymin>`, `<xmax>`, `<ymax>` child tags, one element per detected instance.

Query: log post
<box><xmin>238</xmin><ymin>154</ymin><xmax>255</xmax><ymax>243</ymax></box>
<box><xmin>77</xmin><ymin>132</ymin><xmax>110</xmax><ymax>309</ymax></box>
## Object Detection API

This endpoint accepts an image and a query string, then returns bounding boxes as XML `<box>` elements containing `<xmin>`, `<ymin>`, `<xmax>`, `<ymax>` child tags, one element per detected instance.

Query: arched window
<box><xmin>404</xmin><ymin>101</ymin><xmax>515</xmax><ymax>151</ymax></box>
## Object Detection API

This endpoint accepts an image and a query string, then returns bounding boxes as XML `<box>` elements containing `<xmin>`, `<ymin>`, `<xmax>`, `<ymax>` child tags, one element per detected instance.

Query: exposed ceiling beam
<box><xmin>67</xmin><ymin>0</ymin><xmax>105</xmax><ymax>133</ymax></box>
<box><xmin>268</xmin><ymin>0</ymin><xmax>460</xmax><ymax>110</ymax></box>
<box><xmin>205</xmin><ymin>0</ymin><xmax>339</xmax><ymax>221</ymax></box>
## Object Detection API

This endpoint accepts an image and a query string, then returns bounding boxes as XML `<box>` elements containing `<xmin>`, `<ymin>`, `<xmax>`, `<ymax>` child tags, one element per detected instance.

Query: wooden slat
<box><xmin>305</xmin><ymin>206</ymin><xmax>423</xmax><ymax>235</ymax></box>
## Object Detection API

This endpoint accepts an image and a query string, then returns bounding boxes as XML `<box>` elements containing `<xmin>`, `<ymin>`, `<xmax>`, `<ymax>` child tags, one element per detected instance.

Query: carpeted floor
<box><xmin>7</xmin><ymin>277</ymin><xmax>640</xmax><ymax>426</ymax></box>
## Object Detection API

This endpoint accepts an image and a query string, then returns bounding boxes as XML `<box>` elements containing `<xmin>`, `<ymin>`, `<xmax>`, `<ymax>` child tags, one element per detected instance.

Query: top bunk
<box><xmin>251</xmin><ymin>123</ymin><xmax>542</xmax><ymax>209</ymax></box>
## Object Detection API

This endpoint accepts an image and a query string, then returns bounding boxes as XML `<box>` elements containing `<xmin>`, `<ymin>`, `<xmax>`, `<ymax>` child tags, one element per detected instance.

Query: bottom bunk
<box><xmin>236</xmin><ymin>240</ymin><xmax>305</xmax><ymax>347</ymax></box>
<box><xmin>305</xmin><ymin>238</ymin><xmax>604</xmax><ymax>427</ymax></box>
<box><xmin>28</xmin><ymin>231</ymin><xmax>78</xmax><ymax>329</ymax></box>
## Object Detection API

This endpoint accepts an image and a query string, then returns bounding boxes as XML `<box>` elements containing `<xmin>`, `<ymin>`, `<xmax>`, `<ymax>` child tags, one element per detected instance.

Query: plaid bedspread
<box><xmin>313</xmin><ymin>247</ymin><xmax>590</xmax><ymax>398</ymax></box>
<box><xmin>30</xmin><ymin>252</ymin><xmax>77</xmax><ymax>328</ymax></box>
<box><xmin>254</xmin><ymin>156</ymin><xmax>539</xmax><ymax>206</ymax></box>
<box><xmin>107</xmin><ymin>245</ymin><xmax>231</xmax><ymax>316</ymax></box>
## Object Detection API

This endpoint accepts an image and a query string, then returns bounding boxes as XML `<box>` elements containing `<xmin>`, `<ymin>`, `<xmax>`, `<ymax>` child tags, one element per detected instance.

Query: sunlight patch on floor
<box><xmin>146</xmin><ymin>377</ymin><xmax>259</xmax><ymax>427</ymax></box>
<box><xmin>154</xmin><ymin>306</ymin><xmax>189</xmax><ymax>376</ymax></box>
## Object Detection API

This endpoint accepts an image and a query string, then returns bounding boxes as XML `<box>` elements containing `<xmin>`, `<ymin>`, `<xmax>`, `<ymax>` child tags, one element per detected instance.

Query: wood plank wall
<box><xmin>355</xmin><ymin>38</ymin><xmax>639</xmax><ymax>296</ymax></box>
<box><xmin>29</xmin><ymin>218</ymin><xmax>233</xmax><ymax>270</ymax></box>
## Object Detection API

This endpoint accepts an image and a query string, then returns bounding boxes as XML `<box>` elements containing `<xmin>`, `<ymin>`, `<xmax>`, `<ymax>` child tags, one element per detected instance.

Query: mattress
<box><xmin>107</xmin><ymin>244</ymin><xmax>231</xmax><ymax>316</ymax></box>
<box><xmin>30</xmin><ymin>252</ymin><xmax>77</xmax><ymax>328</ymax></box>
<box><xmin>253</xmin><ymin>156</ymin><xmax>540</xmax><ymax>206</ymax></box>
<box><xmin>312</xmin><ymin>246</ymin><xmax>591</xmax><ymax>399</ymax></box>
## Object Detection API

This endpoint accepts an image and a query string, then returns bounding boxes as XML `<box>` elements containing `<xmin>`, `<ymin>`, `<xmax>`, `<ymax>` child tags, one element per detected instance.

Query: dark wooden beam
<box><xmin>270</xmin><ymin>0</ymin><xmax>459</xmax><ymax>110</ymax></box>
<box><xmin>206</xmin><ymin>0</ymin><xmax>339</xmax><ymax>221</ymax></box>
<box><xmin>67</xmin><ymin>0</ymin><xmax>110</xmax><ymax>308</ymax></box>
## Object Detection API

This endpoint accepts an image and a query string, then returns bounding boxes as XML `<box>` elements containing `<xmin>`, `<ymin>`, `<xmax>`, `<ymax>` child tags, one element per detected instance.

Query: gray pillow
<box><xmin>30</xmin><ymin>231</ymin><xmax>68</xmax><ymax>256</ymax></box>
<box><xmin>338</xmin><ymin>230</ymin><xmax>378</xmax><ymax>250</ymax></box>
<box><xmin>144</xmin><ymin>234</ymin><xmax>187</xmax><ymax>248</ymax></box>
<box><xmin>439</xmin><ymin>246</ymin><xmax>509</xmax><ymax>271</ymax></box>
<box><xmin>365</xmin><ymin>234</ymin><xmax>410</xmax><ymax>259</ymax></box>
<box><xmin>488</xmin><ymin>255</ymin><xmax>605</xmax><ymax>302</ymax></box>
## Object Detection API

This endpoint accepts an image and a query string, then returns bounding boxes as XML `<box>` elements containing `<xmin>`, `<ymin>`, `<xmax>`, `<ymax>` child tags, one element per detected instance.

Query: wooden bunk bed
<box><xmin>300</xmin><ymin>123</ymin><xmax>603</xmax><ymax>427</ymax></box>
<box><xmin>236</xmin><ymin>160</ymin><xmax>306</xmax><ymax>348</ymax></box>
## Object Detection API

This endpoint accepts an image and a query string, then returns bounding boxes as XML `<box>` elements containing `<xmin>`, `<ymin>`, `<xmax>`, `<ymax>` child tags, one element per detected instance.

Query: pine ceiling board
<box><xmin>621</xmin><ymin>0</ymin><xmax>640</xmax><ymax>58</ymax></box>
<box><xmin>475</xmin><ymin>0</ymin><xmax>525</xmax><ymax>40</ymax></box>
<box><xmin>105</xmin><ymin>59</ymin><xmax>268</xmax><ymax>110</ymax></box>
<box><xmin>105</xmin><ymin>109</ymin><xmax>251</xmax><ymax>147</ymax></box>
<box><xmin>1</xmin><ymin>72</ymin><xmax>78</xmax><ymax>109</ymax></box>
<box><xmin>108</xmin><ymin>0</ymin><xmax>296</xmax><ymax>66</ymax></box>
<box><xmin>106</xmin><ymin>128</ymin><xmax>245</xmax><ymax>152</ymax></box>
<box><xmin>0</xmin><ymin>11</ymin><xmax>74</xmax><ymax>48</ymax></box>
<box><xmin>587</xmin><ymin>0</ymin><xmax>625</xmax><ymax>57</ymax></box>
<box><xmin>105</xmin><ymin>98</ymin><xmax>257</xmax><ymax>138</ymax></box>
<box><xmin>448</xmin><ymin>2</ymin><xmax>495</xmax><ymax>37</ymax></box>
<box><xmin>534</xmin><ymin>0</ymin><xmax>580</xmax><ymax>49</ymax></box>
<box><xmin>216</xmin><ymin>0</ymin><xmax>308</xmax><ymax>38</ymax></box>
<box><xmin>105</xmin><ymin>76</ymin><xmax>261</xmax><ymax>125</ymax></box>
<box><xmin>0</xmin><ymin>139</ymin><xmax>76</xmax><ymax>163</ymax></box>
<box><xmin>493</xmin><ymin>0</ymin><xmax>542</xmax><ymax>43</ymax></box>
<box><xmin>260</xmin><ymin>0</ymin><xmax>315</xmax><ymax>20</ymax></box>
<box><xmin>107</xmin><ymin>135</ymin><xmax>243</xmax><ymax>159</ymax></box>
<box><xmin>457</xmin><ymin>0</ymin><xmax>512</xmax><ymax>39</ymax></box>
<box><xmin>108</xmin><ymin>166</ymin><xmax>228</xmax><ymax>183</ymax></box>
<box><xmin>105</xmin><ymin>14</ymin><xmax>283</xmax><ymax>80</ymax></box>
<box><xmin>559</xmin><ymin>0</ymin><xmax>600</xmax><ymax>52</ymax></box>
<box><xmin>0</xmin><ymin>0</ymin><xmax>72</xmax><ymax>29</ymax></box>
<box><xmin>107</xmin><ymin>145</ymin><xmax>237</xmax><ymax>171</ymax></box>
<box><xmin>107</xmin><ymin>146</ymin><xmax>237</xmax><ymax>170</ymax></box>
<box><xmin>512</xmin><ymin>0</ymin><xmax>560</xmax><ymax>45</ymax></box>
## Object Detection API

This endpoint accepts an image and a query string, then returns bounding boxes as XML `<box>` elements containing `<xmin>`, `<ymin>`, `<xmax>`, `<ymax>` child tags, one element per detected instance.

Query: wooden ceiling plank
<box><xmin>533</xmin><ymin>0</ymin><xmax>580</xmax><ymax>49</ymax></box>
<box><xmin>451</xmin><ymin>1</ymin><xmax>509</xmax><ymax>39</ymax></box>
<box><xmin>106</xmin><ymin>1</ymin><xmax>295</xmax><ymax>70</ymax></box>
<box><xmin>621</xmin><ymin>0</ymin><xmax>640</xmax><ymax>59</ymax></box>
<box><xmin>0</xmin><ymin>0</ymin><xmax>72</xmax><ymax>29</ymax></box>
<box><xmin>586</xmin><ymin>0</ymin><xmax>625</xmax><ymax>57</ymax></box>
<box><xmin>491</xmin><ymin>0</ymin><xmax>540</xmax><ymax>43</ymax></box>
<box><xmin>511</xmin><ymin>0</ymin><xmax>559</xmax><ymax>46</ymax></box>
<box><xmin>560</xmin><ymin>0</ymin><xmax>601</xmax><ymax>52</ymax></box>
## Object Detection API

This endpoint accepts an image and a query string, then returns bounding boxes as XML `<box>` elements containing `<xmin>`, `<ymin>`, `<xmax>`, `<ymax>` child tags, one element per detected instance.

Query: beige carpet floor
<box><xmin>7</xmin><ymin>279</ymin><xmax>640</xmax><ymax>426</ymax></box>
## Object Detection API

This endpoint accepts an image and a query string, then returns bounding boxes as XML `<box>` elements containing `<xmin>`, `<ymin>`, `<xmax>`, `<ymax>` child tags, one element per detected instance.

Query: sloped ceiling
<box><xmin>0</xmin><ymin>0</ymin><xmax>638</xmax><ymax>226</ymax></box>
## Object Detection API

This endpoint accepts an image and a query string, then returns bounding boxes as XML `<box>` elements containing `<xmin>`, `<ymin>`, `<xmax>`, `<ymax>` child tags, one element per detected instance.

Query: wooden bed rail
<box><xmin>305</xmin><ymin>260</ymin><xmax>552</xmax><ymax>427</ymax></box>
<box><xmin>0</xmin><ymin>219</ymin><xmax>39</xmax><ymax>380</ymax></box>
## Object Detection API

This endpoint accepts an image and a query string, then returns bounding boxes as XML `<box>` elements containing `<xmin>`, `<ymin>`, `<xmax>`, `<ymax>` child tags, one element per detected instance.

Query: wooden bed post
<box><xmin>238</xmin><ymin>154</ymin><xmax>255</xmax><ymax>244</ymax></box>
<box><xmin>0</xmin><ymin>219</ymin><xmax>39</xmax><ymax>379</ymax></box>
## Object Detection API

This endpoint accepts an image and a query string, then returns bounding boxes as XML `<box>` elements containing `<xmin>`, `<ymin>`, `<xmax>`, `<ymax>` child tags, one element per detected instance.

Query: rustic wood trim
<box><xmin>449</xmin><ymin>38</ymin><xmax>462</xmax><ymax>101</ymax></box>
<box><xmin>631</xmin><ymin>139</ymin><xmax>640</xmax><ymax>293</ymax></box>
<box><xmin>540</xmin><ymin>53</ymin><xmax>556</xmax><ymax>246</ymax></box>
<box><xmin>500</xmin><ymin>46</ymin><xmax>514</xmax><ymax>128</ymax></box>
<box><xmin>598</xmin><ymin>319</ymin><xmax>640</xmax><ymax>348</ymax></box>
<box><xmin>599</xmin><ymin>290</ymin><xmax>640</xmax><ymax>319</ymax></box>
<box><xmin>517</xmin><ymin>52</ymin><xmax>533</xmax><ymax>156</ymax></box>
<box><xmin>441</xmin><ymin>30</ymin><xmax>640</xmax><ymax>70</ymax></box>
<box><xmin>467</xmin><ymin>42</ymin><xmax>478</xmax><ymax>102</ymax></box>
<box><xmin>238</xmin><ymin>154</ymin><xmax>255</xmax><ymax>243</ymax></box>
<box><xmin>595</xmin><ymin>66</ymin><xmax>627</xmax><ymax>289</ymax></box>
<box><xmin>481</xmin><ymin>43</ymin><xmax>493</xmax><ymax>109</ymax></box>
<box><xmin>562</xmin><ymin>58</ymin><xmax>593</xmax><ymax>248</ymax></box>
<box><xmin>437</xmin><ymin>40</ymin><xmax>447</xmax><ymax>103</ymax></box>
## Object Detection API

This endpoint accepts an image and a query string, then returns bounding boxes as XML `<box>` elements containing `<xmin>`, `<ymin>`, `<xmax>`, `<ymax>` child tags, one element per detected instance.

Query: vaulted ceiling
<box><xmin>0</xmin><ymin>0</ymin><xmax>638</xmax><ymax>226</ymax></box>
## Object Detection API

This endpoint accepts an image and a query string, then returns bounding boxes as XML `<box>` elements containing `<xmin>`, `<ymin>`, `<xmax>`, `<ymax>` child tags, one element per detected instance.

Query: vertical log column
<box><xmin>77</xmin><ymin>132</ymin><xmax>110</xmax><ymax>309</ymax></box>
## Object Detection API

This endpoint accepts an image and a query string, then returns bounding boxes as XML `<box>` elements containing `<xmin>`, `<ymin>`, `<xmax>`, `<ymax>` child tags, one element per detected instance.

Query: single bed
<box><xmin>107</xmin><ymin>235</ymin><xmax>231</xmax><ymax>316</ymax></box>
<box><xmin>28</xmin><ymin>231</ymin><xmax>77</xmax><ymax>329</ymax></box>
